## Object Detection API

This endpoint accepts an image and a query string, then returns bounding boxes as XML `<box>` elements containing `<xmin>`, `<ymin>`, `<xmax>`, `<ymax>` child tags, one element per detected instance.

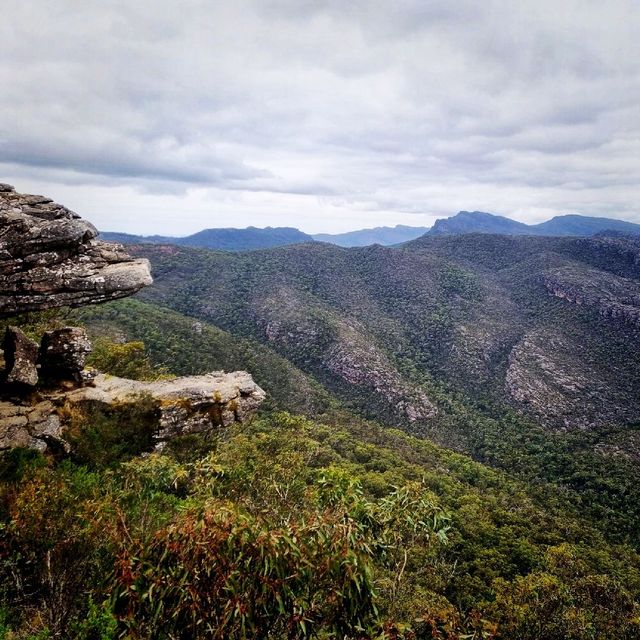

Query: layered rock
<box><xmin>0</xmin><ymin>372</ymin><xmax>266</xmax><ymax>452</ymax></box>
<box><xmin>0</xmin><ymin>399</ymin><xmax>64</xmax><ymax>452</ymax></box>
<box><xmin>0</xmin><ymin>183</ymin><xmax>152</xmax><ymax>316</ymax></box>
<box><xmin>64</xmin><ymin>372</ymin><xmax>266</xmax><ymax>447</ymax></box>
<box><xmin>544</xmin><ymin>266</ymin><xmax>640</xmax><ymax>330</ymax></box>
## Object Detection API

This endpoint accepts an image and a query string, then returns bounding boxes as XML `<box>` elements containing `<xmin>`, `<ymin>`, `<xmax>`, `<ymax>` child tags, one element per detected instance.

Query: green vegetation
<box><xmin>2</xmin><ymin>410</ymin><xmax>639</xmax><ymax>638</ymax></box>
<box><xmin>5</xmin><ymin>233</ymin><xmax>640</xmax><ymax>637</ymax></box>
<box><xmin>75</xmin><ymin>299</ymin><xmax>640</xmax><ymax>549</ymax></box>
<box><xmin>87</xmin><ymin>338</ymin><xmax>168</xmax><ymax>380</ymax></box>
<box><xmin>74</xmin><ymin>299</ymin><xmax>334</xmax><ymax>415</ymax></box>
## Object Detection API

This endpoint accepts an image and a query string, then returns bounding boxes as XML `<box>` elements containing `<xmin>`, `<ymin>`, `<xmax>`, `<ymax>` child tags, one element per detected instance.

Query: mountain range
<box><xmin>51</xmin><ymin>217</ymin><xmax>640</xmax><ymax>636</ymax></box>
<box><xmin>313</xmin><ymin>224</ymin><xmax>431</xmax><ymax>246</ymax></box>
<box><xmin>100</xmin><ymin>211</ymin><xmax>640</xmax><ymax>251</ymax></box>
<box><xmin>100</xmin><ymin>226</ymin><xmax>313</xmax><ymax>251</ymax></box>
<box><xmin>428</xmin><ymin>210</ymin><xmax>640</xmax><ymax>237</ymax></box>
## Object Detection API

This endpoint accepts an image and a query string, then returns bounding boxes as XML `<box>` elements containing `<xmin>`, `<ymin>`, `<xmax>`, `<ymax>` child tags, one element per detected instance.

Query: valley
<box><xmin>75</xmin><ymin>233</ymin><xmax>640</xmax><ymax>550</ymax></box>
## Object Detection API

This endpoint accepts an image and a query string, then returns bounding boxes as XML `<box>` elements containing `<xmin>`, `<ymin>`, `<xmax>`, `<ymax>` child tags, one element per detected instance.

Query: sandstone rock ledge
<box><xmin>0</xmin><ymin>183</ymin><xmax>152</xmax><ymax>316</ymax></box>
<box><xmin>0</xmin><ymin>183</ymin><xmax>266</xmax><ymax>454</ymax></box>
<box><xmin>0</xmin><ymin>371</ymin><xmax>266</xmax><ymax>452</ymax></box>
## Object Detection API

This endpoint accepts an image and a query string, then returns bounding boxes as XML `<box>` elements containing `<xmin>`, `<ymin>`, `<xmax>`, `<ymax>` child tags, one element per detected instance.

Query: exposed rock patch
<box><xmin>544</xmin><ymin>266</ymin><xmax>640</xmax><ymax>330</ymax></box>
<box><xmin>254</xmin><ymin>287</ymin><xmax>436</xmax><ymax>423</ymax></box>
<box><xmin>325</xmin><ymin>326</ymin><xmax>436</xmax><ymax>422</ymax></box>
<box><xmin>0</xmin><ymin>184</ymin><xmax>152</xmax><ymax>316</ymax></box>
<box><xmin>505</xmin><ymin>328</ymin><xmax>640</xmax><ymax>430</ymax></box>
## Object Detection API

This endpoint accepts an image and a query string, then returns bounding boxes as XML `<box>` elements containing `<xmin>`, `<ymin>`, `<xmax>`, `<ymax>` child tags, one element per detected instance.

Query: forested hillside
<box><xmin>100</xmin><ymin>226</ymin><xmax>314</xmax><ymax>251</ymax></box>
<box><xmin>77</xmin><ymin>233</ymin><xmax>640</xmax><ymax>551</ymax></box>
<box><xmin>127</xmin><ymin>234</ymin><xmax>640</xmax><ymax>436</ymax></box>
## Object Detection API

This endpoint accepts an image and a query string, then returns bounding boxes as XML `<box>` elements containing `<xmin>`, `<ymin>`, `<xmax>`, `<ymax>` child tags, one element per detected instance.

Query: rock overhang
<box><xmin>0</xmin><ymin>183</ymin><xmax>152</xmax><ymax>316</ymax></box>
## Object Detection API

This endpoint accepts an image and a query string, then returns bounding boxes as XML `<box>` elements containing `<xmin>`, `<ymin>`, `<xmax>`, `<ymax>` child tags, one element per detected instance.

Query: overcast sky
<box><xmin>1</xmin><ymin>1</ymin><xmax>638</xmax><ymax>235</ymax></box>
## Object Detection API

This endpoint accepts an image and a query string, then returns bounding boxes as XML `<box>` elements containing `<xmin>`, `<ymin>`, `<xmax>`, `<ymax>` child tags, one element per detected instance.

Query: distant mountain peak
<box><xmin>313</xmin><ymin>224</ymin><xmax>430</xmax><ymax>247</ymax></box>
<box><xmin>426</xmin><ymin>211</ymin><xmax>640</xmax><ymax>238</ymax></box>
<box><xmin>428</xmin><ymin>211</ymin><xmax>530</xmax><ymax>237</ymax></box>
<box><xmin>100</xmin><ymin>226</ymin><xmax>314</xmax><ymax>252</ymax></box>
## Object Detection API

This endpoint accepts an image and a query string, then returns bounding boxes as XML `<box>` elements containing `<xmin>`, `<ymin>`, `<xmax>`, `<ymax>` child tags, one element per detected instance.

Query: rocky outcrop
<box><xmin>544</xmin><ymin>266</ymin><xmax>640</xmax><ymax>330</ymax></box>
<box><xmin>0</xmin><ymin>183</ymin><xmax>152</xmax><ymax>316</ymax></box>
<box><xmin>0</xmin><ymin>372</ymin><xmax>266</xmax><ymax>452</ymax></box>
<box><xmin>64</xmin><ymin>372</ymin><xmax>266</xmax><ymax>447</ymax></box>
<box><xmin>0</xmin><ymin>184</ymin><xmax>266</xmax><ymax>453</ymax></box>
<box><xmin>505</xmin><ymin>328</ymin><xmax>640</xmax><ymax>430</ymax></box>
<box><xmin>1</xmin><ymin>325</ymin><xmax>94</xmax><ymax>388</ymax></box>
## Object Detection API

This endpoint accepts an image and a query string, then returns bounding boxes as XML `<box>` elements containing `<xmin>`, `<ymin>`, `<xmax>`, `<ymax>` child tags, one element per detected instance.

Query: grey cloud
<box><xmin>0</xmin><ymin>0</ymin><xmax>638</xmax><ymax>232</ymax></box>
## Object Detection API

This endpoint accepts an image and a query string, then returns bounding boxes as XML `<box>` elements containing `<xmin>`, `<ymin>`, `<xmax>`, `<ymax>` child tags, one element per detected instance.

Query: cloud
<box><xmin>0</xmin><ymin>0</ymin><xmax>638</xmax><ymax>234</ymax></box>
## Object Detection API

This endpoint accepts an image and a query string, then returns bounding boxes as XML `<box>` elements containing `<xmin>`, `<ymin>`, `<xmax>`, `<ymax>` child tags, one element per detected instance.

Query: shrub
<box><xmin>63</xmin><ymin>395</ymin><xmax>158</xmax><ymax>468</ymax></box>
<box><xmin>87</xmin><ymin>338</ymin><xmax>167</xmax><ymax>381</ymax></box>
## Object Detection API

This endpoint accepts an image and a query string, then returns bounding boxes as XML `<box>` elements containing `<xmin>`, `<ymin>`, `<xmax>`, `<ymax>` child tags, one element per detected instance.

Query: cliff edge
<box><xmin>0</xmin><ymin>184</ymin><xmax>265</xmax><ymax>452</ymax></box>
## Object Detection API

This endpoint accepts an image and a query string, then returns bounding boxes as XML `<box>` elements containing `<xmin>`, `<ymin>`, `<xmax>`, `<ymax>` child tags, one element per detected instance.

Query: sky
<box><xmin>0</xmin><ymin>0</ymin><xmax>639</xmax><ymax>235</ymax></box>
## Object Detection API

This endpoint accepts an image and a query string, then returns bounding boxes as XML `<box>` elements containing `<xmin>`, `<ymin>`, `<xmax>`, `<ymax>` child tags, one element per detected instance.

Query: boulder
<box><xmin>2</xmin><ymin>326</ymin><xmax>39</xmax><ymax>386</ymax></box>
<box><xmin>39</xmin><ymin>327</ymin><xmax>92</xmax><ymax>382</ymax></box>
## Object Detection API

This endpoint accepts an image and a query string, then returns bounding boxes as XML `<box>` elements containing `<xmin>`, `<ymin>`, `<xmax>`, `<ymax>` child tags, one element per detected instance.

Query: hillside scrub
<box><xmin>1</xmin><ymin>411</ymin><xmax>639</xmax><ymax>639</ymax></box>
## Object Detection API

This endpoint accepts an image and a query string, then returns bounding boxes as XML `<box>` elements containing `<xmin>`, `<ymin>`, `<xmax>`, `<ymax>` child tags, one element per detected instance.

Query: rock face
<box><xmin>544</xmin><ymin>266</ymin><xmax>640</xmax><ymax>329</ymax></box>
<box><xmin>0</xmin><ymin>183</ymin><xmax>152</xmax><ymax>316</ymax></box>
<box><xmin>0</xmin><ymin>372</ymin><xmax>266</xmax><ymax>452</ymax></box>
<box><xmin>2</xmin><ymin>327</ymin><xmax>39</xmax><ymax>386</ymax></box>
<box><xmin>504</xmin><ymin>327</ymin><xmax>640</xmax><ymax>430</ymax></box>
